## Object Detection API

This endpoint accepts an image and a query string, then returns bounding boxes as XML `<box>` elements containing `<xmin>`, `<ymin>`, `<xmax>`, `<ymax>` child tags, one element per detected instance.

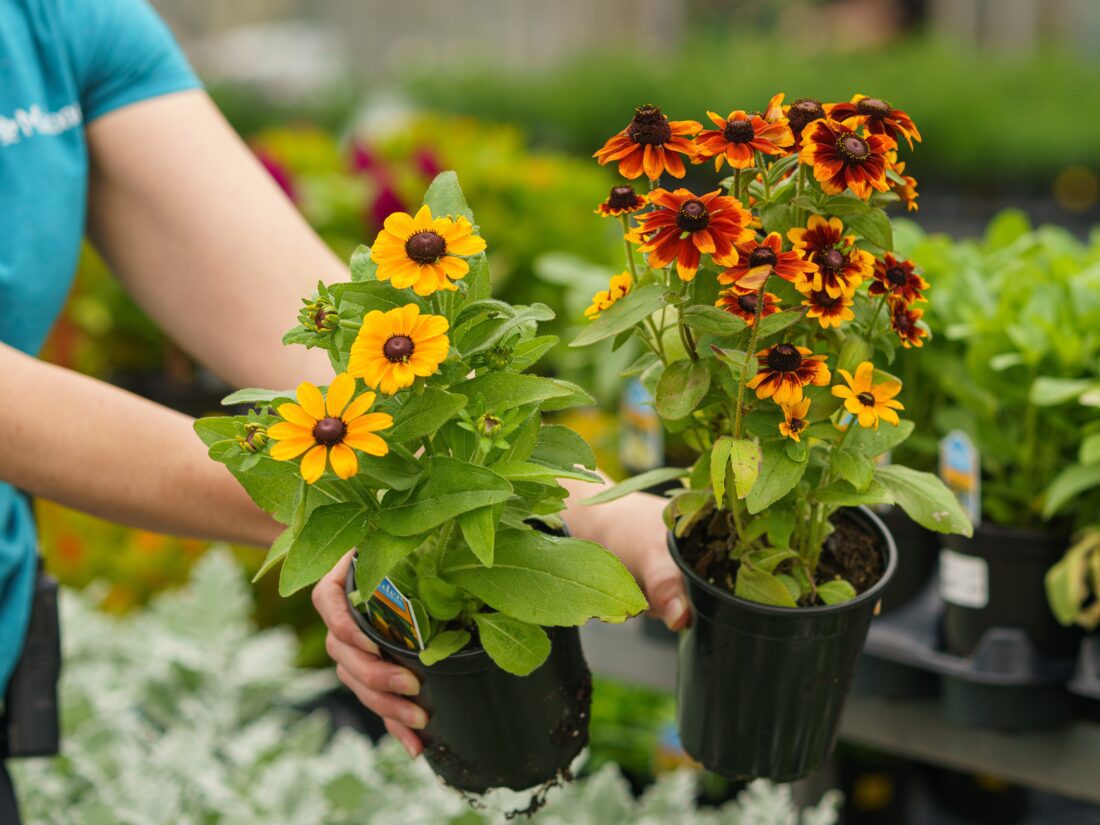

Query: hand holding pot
<box><xmin>313</xmin><ymin>552</ymin><xmax>427</xmax><ymax>758</ymax></box>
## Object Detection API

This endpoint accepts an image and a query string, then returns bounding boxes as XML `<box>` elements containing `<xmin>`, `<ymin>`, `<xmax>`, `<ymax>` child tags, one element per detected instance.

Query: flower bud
<box><xmin>484</xmin><ymin>344</ymin><xmax>512</xmax><ymax>371</ymax></box>
<box><xmin>237</xmin><ymin>423</ymin><xmax>268</xmax><ymax>453</ymax></box>
<box><xmin>476</xmin><ymin>413</ymin><xmax>502</xmax><ymax>439</ymax></box>
<box><xmin>299</xmin><ymin>298</ymin><xmax>339</xmax><ymax>334</ymax></box>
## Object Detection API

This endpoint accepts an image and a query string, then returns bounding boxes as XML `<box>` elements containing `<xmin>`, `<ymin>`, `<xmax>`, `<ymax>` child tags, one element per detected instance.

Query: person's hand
<box><xmin>312</xmin><ymin>552</ymin><xmax>427</xmax><ymax>758</ymax></box>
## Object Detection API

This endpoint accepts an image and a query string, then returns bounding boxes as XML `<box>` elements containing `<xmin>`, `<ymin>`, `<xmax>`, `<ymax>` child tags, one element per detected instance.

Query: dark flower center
<box><xmin>787</xmin><ymin>98</ymin><xmax>825</xmax><ymax>135</ymax></box>
<box><xmin>767</xmin><ymin>343</ymin><xmax>802</xmax><ymax>372</ymax></box>
<box><xmin>723</xmin><ymin>118</ymin><xmax>755</xmax><ymax>144</ymax></box>
<box><xmin>820</xmin><ymin>248</ymin><xmax>845</xmax><ymax>270</ymax></box>
<box><xmin>313</xmin><ymin>416</ymin><xmax>347</xmax><ymax>446</ymax></box>
<box><xmin>886</xmin><ymin>266</ymin><xmax>908</xmax><ymax>286</ymax></box>
<box><xmin>676</xmin><ymin>200</ymin><xmax>710</xmax><ymax>232</ymax></box>
<box><xmin>857</xmin><ymin>392</ymin><xmax>877</xmax><ymax>407</ymax></box>
<box><xmin>737</xmin><ymin>293</ymin><xmax>758</xmax><ymax>313</ymax></box>
<box><xmin>815</xmin><ymin>291</ymin><xmax>839</xmax><ymax>308</ymax></box>
<box><xmin>314</xmin><ymin>307</ymin><xmax>329</xmax><ymax>328</ymax></box>
<box><xmin>628</xmin><ymin>105</ymin><xmax>672</xmax><ymax>146</ymax></box>
<box><xmin>857</xmin><ymin>97</ymin><xmax>891</xmax><ymax>118</ymax></box>
<box><xmin>405</xmin><ymin>231</ymin><xmax>446</xmax><ymax>264</ymax></box>
<box><xmin>383</xmin><ymin>334</ymin><xmax>415</xmax><ymax>362</ymax></box>
<box><xmin>244</xmin><ymin>430</ymin><xmax>261</xmax><ymax>449</ymax></box>
<box><xmin>748</xmin><ymin>246</ymin><xmax>777</xmax><ymax>268</ymax></box>
<box><xmin>607</xmin><ymin>185</ymin><xmax>639</xmax><ymax>210</ymax></box>
<box><xmin>893</xmin><ymin>309</ymin><xmax>916</xmax><ymax>333</ymax></box>
<box><xmin>789</xmin><ymin>417</ymin><xmax>806</xmax><ymax>433</ymax></box>
<box><xmin>838</xmin><ymin>134</ymin><xmax>871</xmax><ymax>160</ymax></box>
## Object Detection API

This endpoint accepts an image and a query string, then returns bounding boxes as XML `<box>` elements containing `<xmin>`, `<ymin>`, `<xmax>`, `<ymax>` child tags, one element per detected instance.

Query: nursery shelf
<box><xmin>580</xmin><ymin>621</ymin><xmax>1100</xmax><ymax>805</ymax></box>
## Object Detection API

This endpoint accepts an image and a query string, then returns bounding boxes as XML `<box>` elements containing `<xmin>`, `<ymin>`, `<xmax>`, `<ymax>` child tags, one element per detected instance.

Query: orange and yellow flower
<box><xmin>596</xmin><ymin>184</ymin><xmax>647</xmax><ymax>217</ymax></box>
<box><xmin>694</xmin><ymin>110</ymin><xmax>793</xmax><ymax>171</ymax></box>
<box><xmin>746</xmin><ymin>343</ymin><xmax>831</xmax><ymax>405</ymax></box>
<box><xmin>800</xmin><ymin>287</ymin><xmax>855</xmax><ymax>329</ymax></box>
<box><xmin>799</xmin><ymin>119</ymin><xmax>895</xmax><ymax>199</ymax></box>
<box><xmin>594</xmin><ymin>105</ymin><xmax>701</xmax><ymax>181</ymax></box>
<box><xmin>870</xmin><ymin>253</ymin><xmax>927</xmax><ymax>305</ymax></box>
<box><xmin>831</xmin><ymin>361</ymin><xmax>904</xmax><ymax>429</ymax></box>
<box><xmin>370</xmin><ymin>205</ymin><xmax>486</xmax><ymax>296</ymax></box>
<box><xmin>887</xmin><ymin>151</ymin><xmax>919</xmax><ymax>212</ymax></box>
<box><xmin>779</xmin><ymin>398</ymin><xmax>812</xmax><ymax>442</ymax></box>
<box><xmin>788</xmin><ymin>216</ymin><xmax>873</xmax><ymax>298</ymax></box>
<box><xmin>826</xmin><ymin>94</ymin><xmax>921</xmax><ymax>149</ymax></box>
<box><xmin>716</xmin><ymin>288</ymin><xmax>781</xmax><ymax>327</ymax></box>
<box><xmin>585</xmin><ymin>272</ymin><xmax>633</xmax><ymax>320</ymax></box>
<box><xmin>268</xmin><ymin>374</ymin><xmax>392</xmax><ymax>484</ymax></box>
<box><xmin>716</xmin><ymin>232</ymin><xmax>817</xmax><ymax>293</ymax></box>
<box><xmin>890</xmin><ymin>301</ymin><xmax>928</xmax><ymax>348</ymax></box>
<box><xmin>782</xmin><ymin>97</ymin><xmax>828</xmax><ymax>149</ymax></box>
<box><xmin>348</xmin><ymin>304</ymin><xmax>450</xmax><ymax>395</ymax></box>
<box><xmin>635</xmin><ymin>188</ymin><xmax>753</xmax><ymax>281</ymax></box>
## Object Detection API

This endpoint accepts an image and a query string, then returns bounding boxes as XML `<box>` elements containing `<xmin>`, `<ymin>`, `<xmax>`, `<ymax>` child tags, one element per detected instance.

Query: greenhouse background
<box><xmin>10</xmin><ymin>0</ymin><xmax>1100</xmax><ymax>822</ymax></box>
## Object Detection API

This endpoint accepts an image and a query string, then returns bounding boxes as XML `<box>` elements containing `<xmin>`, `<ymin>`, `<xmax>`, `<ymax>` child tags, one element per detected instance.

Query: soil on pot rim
<box><xmin>682</xmin><ymin>508</ymin><xmax>884</xmax><ymax>606</ymax></box>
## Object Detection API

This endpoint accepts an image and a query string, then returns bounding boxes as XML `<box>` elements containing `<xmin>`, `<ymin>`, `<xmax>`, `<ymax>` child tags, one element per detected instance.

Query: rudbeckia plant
<box><xmin>195</xmin><ymin>172</ymin><xmax>646</xmax><ymax>794</ymax></box>
<box><xmin>583</xmin><ymin>97</ymin><xmax>970</xmax><ymax>781</ymax></box>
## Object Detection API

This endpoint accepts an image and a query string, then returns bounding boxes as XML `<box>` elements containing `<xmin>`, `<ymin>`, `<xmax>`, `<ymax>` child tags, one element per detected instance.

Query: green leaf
<box><xmin>710</xmin><ymin>437</ymin><xmax>733</xmax><ymax>505</ymax></box>
<box><xmin>380</xmin><ymin>456</ymin><xmax>512</xmax><ymax>536</ymax></box>
<box><xmin>386</xmin><ymin>388</ymin><xmax>467</xmax><ymax>443</ymax></box>
<box><xmin>472</xmin><ymin>613</ymin><xmax>551</xmax><ymax>676</ymax></box>
<box><xmin>423</xmin><ymin>170</ymin><xmax>474</xmax><ymax>221</ymax></box>
<box><xmin>531</xmin><ymin>425</ymin><xmax>597</xmax><ymax>470</ymax></box>
<box><xmin>655</xmin><ymin>359</ymin><xmax>711</xmax><ymax>420</ymax></box>
<box><xmin>754</xmin><ymin>308</ymin><xmax>807</xmax><ymax>340</ymax></box>
<box><xmin>817</xmin><ymin>579</ymin><xmax>857</xmax><ymax>605</ymax></box>
<box><xmin>743</xmin><ymin>547</ymin><xmax>798</xmax><ymax>573</ymax></box>
<box><xmin>820</xmin><ymin>195</ymin><xmax>872</xmax><ymax>216</ymax></box>
<box><xmin>350</xmin><ymin>244</ymin><xmax>376</xmax><ymax>282</ymax></box>
<box><xmin>489</xmin><ymin>460</ymin><xmax>600</xmax><ymax>485</ymax></box>
<box><xmin>194</xmin><ymin>417</ymin><xmax>238</xmax><ymax>449</ymax></box>
<box><xmin>457</xmin><ymin>303</ymin><xmax>555</xmax><ymax>357</ymax></box>
<box><xmin>252</xmin><ymin>526</ymin><xmax>295</xmax><ymax>583</ymax></box>
<box><xmin>419</xmin><ymin>629</ymin><xmax>471</xmax><ymax>666</ymax></box>
<box><xmin>457</xmin><ymin>505</ymin><xmax>499</xmax><ymax>567</ymax></box>
<box><xmin>845</xmin><ymin>210</ymin><xmax>893</xmax><ymax>251</ymax></box>
<box><xmin>746</xmin><ymin>440</ymin><xmax>807</xmax><ymax>514</ymax></box>
<box><xmin>873</xmin><ymin>465</ymin><xmax>973</xmax><ymax>535</ymax></box>
<box><xmin>735</xmin><ymin>564</ymin><xmax>797</xmax><ymax>607</ymax></box>
<box><xmin>539</xmin><ymin>378</ymin><xmax>597</xmax><ymax>411</ymax></box>
<box><xmin>1030</xmin><ymin>377</ymin><xmax>1096</xmax><ymax>406</ymax></box>
<box><xmin>843</xmin><ymin>419</ymin><xmax>914</xmax><ymax>458</ymax></box>
<box><xmin>355</xmin><ymin>531</ymin><xmax>428</xmax><ymax>597</ymax></box>
<box><xmin>1081</xmin><ymin>433</ymin><xmax>1100</xmax><ymax>466</ymax></box>
<box><xmin>279</xmin><ymin>503</ymin><xmax>371</xmax><ymax>596</ymax></box>
<box><xmin>813</xmin><ymin>479</ymin><xmax>893</xmax><ymax>508</ymax></box>
<box><xmin>830</xmin><ymin>449</ymin><xmax>874</xmax><ymax>491</ymax></box>
<box><xmin>419</xmin><ymin>576</ymin><xmax>465</xmax><ymax>620</ymax></box>
<box><xmin>356</xmin><ymin>451</ymin><xmax>424</xmax><ymax>491</ymax></box>
<box><xmin>570</xmin><ymin>283</ymin><xmax>666</xmax><ymax>347</ymax></box>
<box><xmin>509</xmin><ymin>334</ymin><xmax>559</xmax><ymax>372</ymax></box>
<box><xmin>581</xmin><ymin>467</ymin><xmax>688</xmax><ymax>505</ymax></box>
<box><xmin>462</xmin><ymin>372</ymin><xmax>575</xmax><ymax>414</ymax></box>
<box><xmin>729</xmin><ymin>439</ymin><xmax>761</xmax><ymax>500</ymax></box>
<box><xmin>682</xmin><ymin>305</ymin><xmax>748</xmax><ymax>337</ymax></box>
<box><xmin>1043</xmin><ymin>463</ymin><xmax>1100</xmax><ymax>519</ymax></box>
<box><xmin>439</xmin><ymin>529</ymin><xmax>648</xmax><ymax>625</ymax></box>
<box><xmin>221</xmin><ymin>388</ymin><xmax>294</xmax><ymax>407</ymax></box>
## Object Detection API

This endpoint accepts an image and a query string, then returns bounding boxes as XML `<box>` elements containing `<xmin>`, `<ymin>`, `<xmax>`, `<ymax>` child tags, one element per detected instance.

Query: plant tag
<box><xmin>365</xmin><ymin>577</ymin><xmax>425</xmax><ymax>651</ymax></box>
<box><xmin>939</xmin><ymin>430</ymin><xmax>980</xmax><ymax>525</ymax></box>
<box><xmin>939</xmin><ymin>548</ymin><xmax>989</xmax><ymax>609</ymax></box>
<box><xmin>620</xmin><ymin>378</ymin><xmax>664</xmax><ymax>472</ymax></box>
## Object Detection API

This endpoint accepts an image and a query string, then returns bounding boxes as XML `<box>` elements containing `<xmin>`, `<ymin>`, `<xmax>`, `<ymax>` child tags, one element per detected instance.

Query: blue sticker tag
<box><xmin>939</xmin><ymin>429</ymin><xmax>980</xmax><ymax>526</ymax></box>
<box><xmin>620</xmin><ymin>378</ymin><xmax>664</xmax><ymax>473</ymax></box>
<box><xmin>365</xmin><ymin>576</ymin><xmax>425</xmax><ymax>651</ymax></box>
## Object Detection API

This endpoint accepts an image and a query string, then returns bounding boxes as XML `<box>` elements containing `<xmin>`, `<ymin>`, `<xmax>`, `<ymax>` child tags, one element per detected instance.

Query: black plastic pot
<box><xmin>941</xmin><ymin>524</ymin><xmax>1079</xmax><ymax>658</ymax></box>
<box><xmin>344</xmin><ymin>564</ymin><xmax>591</xmax><ymax>794</ymax></box>
<box><xmin>670</xmin><ymin>506</ymin><xmax>897</xmax><ymax>782</ymax></box>
<box><xmin>877</xmin><ymin>507</ymin><xmax>938</xmax><ymax>614</ymax></box>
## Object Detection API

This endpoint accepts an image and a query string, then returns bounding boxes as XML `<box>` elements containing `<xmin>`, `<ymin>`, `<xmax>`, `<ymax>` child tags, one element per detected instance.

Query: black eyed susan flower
<box><xmin>799</xmin><ymin>120</ymin><xmax>895</xmax><ymax>200</ymax></box>
<box><xmin>870</xmin><ymin>253</ymin><xmax>927</xmax><ymax>305</ymax></box>
<box><xmin>826</xmin><ymin>94</ymin><xmax>922</xmax><ymax>149</ymax></box>
<box><xmin>636</xmin><ymin>188</ymin><xmax>754</xmax><ymax>282</ymax></box>
<box><xmin>800</xmin><ymin>286</ymin><xmax>855</xmax><ymax>329</ymax></box>
<box><xmin>348</xmin><ymin>304</ymin><xmax>451</xmax><ymax>395</ymax></box>
<box><xmin>831</xmin><ymin>361</ymin><xmax>904</xmax><ymax>429</ymax></box>
<box><xmin>585</xmin><ymin>272</ymin><xmax>633</xmax><ymax>320</ymax></box>
<box><xmin>716</xmin><ymin>288</ymin><xmax>781</xmax><ymax>327</ymax></box>
<box><xmin>596</xmin><ymin>184</ymin><xmax>647</xmax><ymax>218</ymax></box>
<box><xmin>716</xmin><ymin>231</ymin><xmax>818</xmax><ymax>293</ymax></box>
<box><xmin>594</xmin><ymin>105</ymin><xmax>701</xmax><ymax>181</ymax></box>
<box><xmin>370</xmin><ymin>205</ymin><xmax>486</xmax><ymax>296</ymax></box>
<box><xmin>694</xmin><ymin>110</ymin><xmax>793</xmax><ymax>171</ymax></box>
<box><xmin>778</xmin><ymin>398</ymin><xmax>812</xmax><ymax>442</ymax></box>
<box><xmin>746</xmin><ymin>343</ymin><xmax>831</xmax><ymax>405</ymax></box>
<box><xmin>890</xmin><ymin>301</ymin><xmax>928</xmax><ymax>349</ymax></box>
<box><xmin>783</xmin><ymin>97</ymin><xmax>827</xmax><ymax>149</ymax></box>
<box><xmin>788</xmin><ymin>216</ymin><xmax>873</xmax><ymax>298</ymax></box>
<box><xmin>268</xmin><ymin>374</ymin><xmax>392</xmax><ymax>484</ymax></box>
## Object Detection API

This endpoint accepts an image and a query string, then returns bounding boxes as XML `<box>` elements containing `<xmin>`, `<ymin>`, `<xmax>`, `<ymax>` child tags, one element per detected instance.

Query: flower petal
<box><xmin>326</xmin><ymin>373</ymin><xmax>355</xmax><ymax>417</ymax></box>
<box><xmin>270</xmin><ymin>437</ymin><xmax>315</xmax><ymax>460</ymax></box>
<box><xmin>344</xmin><ymin>431</ymin><xmax>389</xmax><ymax>457</ymax></box>
<box><xmin>341</xmin><ymin>391</ymin><xmax>377</xmax><ymax>423</ymax></box>
<box><xmin>300</xmin><ymin>445</ymin><xmax>328</xmax><ymax>484</ymax></box>
<box><xmin>296</xmin><ymin>382</ymin><xmax>325</xmax><ymax>420</ymax></box>
<box><xmin>329</xmin><ymin>443</ymin><xmax>359</xmax><ymax>480</ymax></box>
<box><xmin>277</xmin><ymin>403</ymin><xmax>316</xmax><ymax>428</ymax></box>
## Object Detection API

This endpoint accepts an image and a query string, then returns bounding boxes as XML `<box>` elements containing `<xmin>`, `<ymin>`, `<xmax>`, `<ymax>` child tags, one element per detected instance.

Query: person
<box><xmin>0</xmin><ymin>0</ymin><xmax>687</xmax><ymax>818</ymax></box>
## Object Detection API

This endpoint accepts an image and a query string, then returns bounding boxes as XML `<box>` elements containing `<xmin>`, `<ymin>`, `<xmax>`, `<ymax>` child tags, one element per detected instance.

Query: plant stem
<box><xmin>805</xmin><ymin>420</ymin><xmax>854</xmax><ymax>569</ymax></box>
<box><xmin>755</xmin><ymin>151</ymin><xmax>772</xmax><ymax>201</ymax></box>
<box><xmin>675</xmin><ymin>276</ymin><xmax>699</xmax><ymax>361</ymax></box>
<box><xmin>620</xmin><ymin>215</ymin><xmax>640</xmax><ymax>283</ymax></box>
<box><xmin>731</xmin><ymin>284</ymin><xmax>768</xmax><ymax>441</ymax></box>
<box><xmin>732</xmin><ymin>169</ymin><xmax>742</xmax><ymax>200</ymax></box>
<box><xmin>866</xmin><ymin>293</ymin><xmax>889</xmax><ymax>338</ymax></box>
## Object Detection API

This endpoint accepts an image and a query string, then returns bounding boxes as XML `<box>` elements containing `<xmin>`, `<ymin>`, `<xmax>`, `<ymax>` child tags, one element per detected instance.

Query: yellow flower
<box><xmin>778</xmin><ymin>399</ymin><xmax>811</xmax><ymax>442</ymax></box>
<box><xmin>584</xmin><ymin>271</ymin><xmax>633</xmax><ymax>320</ymax></box>
<box><xmin>348</xmin><ymin>304</ymin><xmax>450</xmax><ymax>395</ymax></box>
<box><xmin>831</xmin><ymin>361</ymin><xmax>904</xmax><ymax>429</ymax></box>
<box><xmin>370</xmin><ymin>205</ymin><xmax>487</xmax><ymax>296</ymax></box>
<box><xmin>268</xmin><ymin>373</ymin><xmax>392</xmax><ymax>484</ymax></box>
<box><xmin>746</xmin><ymin>344</ymin><xmax>831</xmax><ymax>406</ymax></box>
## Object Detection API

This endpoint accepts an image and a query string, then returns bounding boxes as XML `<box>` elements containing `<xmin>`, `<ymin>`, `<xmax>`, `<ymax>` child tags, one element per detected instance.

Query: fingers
<box><xmin>337</xmin><ymin>664</ymin><xmax>428</xmax><ymax>731</ymax></box>
<box><xmin>326</xmin><ymin>633</ymin><xmax>419</xmax><ymax>696</ymax></box>
<box><xmin>385</xmin><ymin>718</ymin><xmax>424</xmax><ymax>759</ymax></box>
<box><xmin>312</xmin><ymin>551</ymin><xmax>379</xmax><ymax>655</ymax></box>
<box><xmin>640</xmin><ymin>547</ymin><xmax>691</xmax><ymax>631</ymax></box>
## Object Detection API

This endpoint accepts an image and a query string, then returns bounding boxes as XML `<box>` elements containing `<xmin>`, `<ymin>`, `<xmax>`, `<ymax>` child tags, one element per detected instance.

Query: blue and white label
<box><xmin>939</xmin><ymin>429</ymin><xmax>980</xmax><ymax>526</ymax></box>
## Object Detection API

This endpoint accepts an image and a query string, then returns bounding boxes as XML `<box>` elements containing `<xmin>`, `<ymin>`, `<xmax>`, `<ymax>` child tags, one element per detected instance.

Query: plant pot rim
<box><xmin>669</xmin><ymin>505</ymin><xmax>897</xmax><ymax>617</ymax></box>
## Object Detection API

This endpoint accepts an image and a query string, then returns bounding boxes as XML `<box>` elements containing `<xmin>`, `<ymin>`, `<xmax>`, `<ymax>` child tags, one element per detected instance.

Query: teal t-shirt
<box><xmin>0</xmin><ymin>0</ymin><xmax>199</xmax><ymax>693</ymax></box>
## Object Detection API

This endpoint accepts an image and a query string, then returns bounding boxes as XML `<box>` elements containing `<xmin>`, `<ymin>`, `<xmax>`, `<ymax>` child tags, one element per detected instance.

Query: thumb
<box><xmin>640</xmin><ymin>552</ymin><xmax>691</xmax><ymax>631</ymax></box>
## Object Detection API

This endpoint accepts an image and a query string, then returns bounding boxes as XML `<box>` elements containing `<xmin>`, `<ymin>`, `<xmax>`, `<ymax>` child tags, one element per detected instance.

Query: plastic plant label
<box><xmin>365</xmin><ymin>577</ymin><xmax>425</xmax><ymax>651</ymax></box>
<box><xmin>619</xmin><ymin>378</ymin><xmax>664</xmax><ymax>473</ymax></box>
<box><xmin>939</xmin><ymin>548</ymin><xmax>989</xmax><ymax>609</ymax></box>
<box><xmin>939</xmin><ymin>430</ymin><xmax>981</xmax><ymax>525</ymax></box>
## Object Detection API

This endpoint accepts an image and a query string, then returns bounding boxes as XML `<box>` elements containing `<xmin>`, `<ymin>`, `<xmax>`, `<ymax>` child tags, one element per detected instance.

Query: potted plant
<box><xmin>195</xmin><ymin>172</ymin><xmax>647</xmax><ymax>794</ymax></box>
<box><xmin>578</xmin><ymin>98</ymin><xmax>969</xmax><ymax>781</ymax></box>
<box><xmin>893</xmin><ymin>212</ymin><xmax>1100</xmax><ymax>660</ymax></box>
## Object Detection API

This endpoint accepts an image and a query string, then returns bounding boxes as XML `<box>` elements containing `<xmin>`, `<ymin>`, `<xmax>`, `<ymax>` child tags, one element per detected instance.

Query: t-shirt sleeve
<box><xmin>65</xmin><ymin>0</ymin><xmax>201</xmax><ymax>123</ymax></box>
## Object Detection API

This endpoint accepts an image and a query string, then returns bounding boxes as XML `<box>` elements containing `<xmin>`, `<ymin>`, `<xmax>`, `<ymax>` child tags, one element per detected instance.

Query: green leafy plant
<box><xmin>1046</xmin><ymin>530</ymin><xmax>1100</xmax><ymax>631</ymax></box>
<box><xmin>195</xmin><ymin>173</ymin><xmax>645</xmax><ymax>675</ymax></box>
<box><xmin>574</xmin><ymin>98</ymin><xmax>969</xmax><ymax>607</ymax></box>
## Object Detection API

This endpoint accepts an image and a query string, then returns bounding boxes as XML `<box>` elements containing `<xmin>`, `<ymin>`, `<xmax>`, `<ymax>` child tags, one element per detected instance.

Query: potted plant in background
<box><xmin>195</xmin><ymin>172</ymin><xmax>647</xmax><ymax>795</ymax></box>
<box><xmin>578</xmin><ymin>97</ymin><xmax>969</xmax><ymax>781</ymax></box>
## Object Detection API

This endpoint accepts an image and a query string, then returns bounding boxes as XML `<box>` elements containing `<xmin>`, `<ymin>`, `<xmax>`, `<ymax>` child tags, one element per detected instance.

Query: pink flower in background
<box><xmin>254</xmin><ymin>149</ymin><xmax>298</xmax><ymax>204</ymax></box>
<box><xmin>349</xmin><ymin>138</ymin><xmax>377</xmax><ymax>174</ymax></box>
<box><xmin>414</xmin><ymin>147</ymin><xmax>442</xmax><ymax>180</ymax></box>
<box><xmin>369</xmin><ymin>185</ymin><xmax>407</xmax><ymax>231</ymax></box>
